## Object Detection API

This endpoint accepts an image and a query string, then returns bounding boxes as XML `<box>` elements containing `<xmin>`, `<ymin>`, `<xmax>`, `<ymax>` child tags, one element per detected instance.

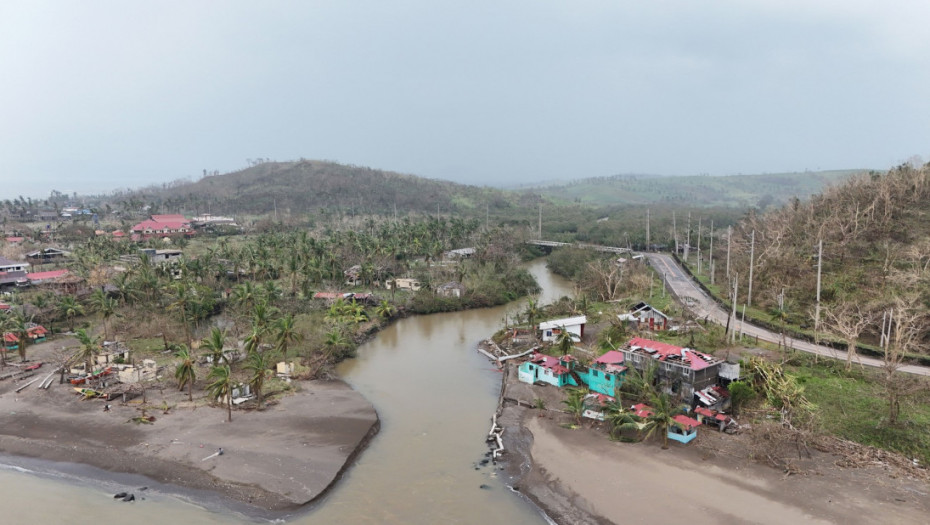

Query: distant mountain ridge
<box><xmin>532</xmin><ymin>169</ymin><xmax>866</xmax><ymax>209</ymax></box>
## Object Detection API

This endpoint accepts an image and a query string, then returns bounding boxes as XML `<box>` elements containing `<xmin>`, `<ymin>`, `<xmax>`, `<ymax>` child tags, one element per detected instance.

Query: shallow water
<box><xmin>0</xmin><ymin>259</ymin><xmax>571</xmax><ymax>524</ymax></box>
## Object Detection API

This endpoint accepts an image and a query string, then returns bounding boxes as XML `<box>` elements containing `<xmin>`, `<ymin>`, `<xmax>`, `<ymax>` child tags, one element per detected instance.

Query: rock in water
<box><xmin>113</xmin><ymin>492</ymin><xmax>127</xmax><ymax>499</ymax></box>
<box><xmin>123</xmin><ymin>494</ymin><xmax>135</xmax><ymax>502</ymax></box>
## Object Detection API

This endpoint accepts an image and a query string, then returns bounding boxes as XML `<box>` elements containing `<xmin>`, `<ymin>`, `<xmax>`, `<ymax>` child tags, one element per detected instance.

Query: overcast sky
<box><xmin>2</xmin><ymin>1</ymin><xmax>928</xmax><ymax>199</ymax></box>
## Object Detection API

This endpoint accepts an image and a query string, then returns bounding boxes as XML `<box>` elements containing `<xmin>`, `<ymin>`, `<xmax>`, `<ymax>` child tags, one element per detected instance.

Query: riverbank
<box><xmin>496</xmin><ymin>365</ymin><xmax>930</xmax><ymax>525</ymax></box>
<box><xmin>0</xmin><ymin>369</ymin><xmax>379</xmax><ymax>516</ymax></box>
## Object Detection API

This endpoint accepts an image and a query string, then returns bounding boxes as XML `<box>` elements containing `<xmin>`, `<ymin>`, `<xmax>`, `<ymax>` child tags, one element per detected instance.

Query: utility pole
<box><xmin>685</xmin><ymin>212</ymin><xmax>692</xmax><ymax>262</ymax></box>
<box><xmin>709</xmin><ymin>220</ymin><xmax>715</xmax><ymax>285</ymax></box>
<box><xmin>728</xmin><ymin>273</ymin><xmax>739</xmax><ymax>343</ymax></box>
<box><xmin>486</xmin><ymin>202</ymin><xmax>489</xmax><ymax>230</ymax></box>
<box><xmin>747</xmin><ymin>230</ymin><xmax>755</xmax><ymax>308</ymax></box>
<box><xmin>814</xmin><ymin>239</ymin><xmax>823</xmax><ymax>343</ymax></box>
<box><xmin>697</xmin><ymin>217</ymin><xmax>703</xmax><ymax>274</ymax></box>
<box><xmin>725</xmin><ymin>226</ymin><xmax>732</xmax><ymax>281</ymax></box>
<box><xmin>538</xmin><ymin>202</ymin><xmax>542</xmax><ymax>239</ymax></box>
<box><xmin>646</xmin><ymin>208</ymin><xmax>650</xmax><ymax>250</ymax></box>
<box><xmin>673</xmin><ymin>212</ymin><xmax>678</xmax><ymax>256</ymax></box>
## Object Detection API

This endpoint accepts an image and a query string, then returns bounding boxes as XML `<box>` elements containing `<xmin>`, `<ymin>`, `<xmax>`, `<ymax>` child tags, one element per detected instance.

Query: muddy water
<box><xmin>0</xmin><ymin>259</ymin><xmax>571</xmax><ymax>524</ymax></box>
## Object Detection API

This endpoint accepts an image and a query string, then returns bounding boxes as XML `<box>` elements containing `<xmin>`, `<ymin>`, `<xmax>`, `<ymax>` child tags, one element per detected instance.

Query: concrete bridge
<box><xmin>527</xmin><ymin>240</ymin><xmax>633</xmax><ymax>255</ymax></box>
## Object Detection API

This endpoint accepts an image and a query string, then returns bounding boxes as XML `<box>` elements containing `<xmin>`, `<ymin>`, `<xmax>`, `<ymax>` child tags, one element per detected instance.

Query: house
<box><xmin>582</xmin><ymin>393</ymin><xmax>615</xmax><ymax>421</ymax></box>
<box><xmin>26</xmin><ymin>269</ymin><xmax>70</xmax><ymax>286</ymax></box>
<box><xmin>444</xmin><ymin>247</ymin><xmax>475</xmax><ymax>260</ymax></box>
<box><xmin>26</xmin><ymin>324</ymin><xmax>48</xmax><ymax>343</ymax></box>
<box><xmin>436</xmin><ymin>281</ymin><xmax>466</xmax><ymax>298</ymax></box>
<box><xmin>518</xmin><ymin>352</ymin><xmax>580</xmax><ymax>388</ymax></box>
<box><xmin>25</xmin><ymin>247</ymin><xmax>71</xmax><ymax>263</ymax></box>
<box><xmin>386</xmin><ymin>278</ymin><xmax>422</xmax><ymax>291</ymax></box>
<box><xmin>694</xmin><ymin>384</ymin><xmax>732</xmax><ymax>411</ymax></box>
<box><xmin>344</xmin><ymin>265</ymin><xmax>362</xmax><ymax>286</ymax></box>
<box><xmin>0</xmin><ymin>270</ymin><xmax>29</xmax><ymax>290</ymax></box>
<box><xmin>5</xmin><ymin>236</ymin><xmax>25</xmax><ymax>245</ymax></box>
<box><xmin>0</xmin><ymin>256</ymin><xmax>30</xmax><ymax>273</ymax></box>
<box><xmin>694</xmin><ymin>407</ymin><xmax>734</xmax><ymax>432</ymax></box>
<box><xmin>619</xmin><ymin>337</ymin><xmax>723</xmax><ymax>398</ymax></box>
<box><xmin>538</xmin><ymin>316</ymin><xmax>587</xmax><ymax>343</ymax></box>
<box><xmin>131</xmin><ymin>214</ymin><xmax>193</xmax><ymax>239</ymax></box>
<box><xmin>577</xmin><ymin>350</ymin><xmax>628</xmax><ymax>396</ymax></box>
<box><xmin>140</xmin><ymin>248</ymin><xmax>183</xmax><ymax>264</ymax></box>
<box><xmin>2</xmin><ymin>332</ymin><xmax>18</xmax><ymax>351</ymax></box>
<box><xmin>619</xmin><ymin>302</ymin><xmax>670</xmax><ymax>331</ymax></box>
<box><xmin>668</xmin><ymin>415</ymin><xmax>701</xmax><ymax>444</ymax></box>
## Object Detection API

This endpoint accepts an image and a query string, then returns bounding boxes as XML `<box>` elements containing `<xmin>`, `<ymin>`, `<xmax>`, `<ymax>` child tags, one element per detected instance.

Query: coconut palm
<box><xmin>57</xmin><ymin>296</ymin><xmax>85</xmax><ymax>332</ymax></box>
<box><xmin>244</xmin><ymin>349</ymin><xmax>272</xmax><ymax>409</ymax></box>
<box><xmin>562</xmin><ymin>388</ymin><xmax>586</xmax><ymax>425</ymax></box>
<box><xmin>324</xmin><ymin>328</ymin><xmax>349</xmax><ymax>360</ymax></box>
<box><xmin>206</xmin><ymin>364</ymin><xmax>234</xmax><ymax>422</ymax></box>
<box><xmin>89</xmin><ymin>289</ymin><xmax>120</xmax><ymax>341</ymax></box>
<box><xmin>201</xmin><ymin>327</ymin><xmax>227</xmax><ymax>365</ymax></box>
<box><xmin>375</xmin><ymin>300</ymin><xmax>396</xmax><ymax>320</ymax></box>
<box><xmin>74</xmin><ymin>328</ymin><xmax>100</xmax><ymax>372</ymax></box>
<box><xmin>637</xmin><ymin>392</ymin><xmax>683</xmax><ymax>450</ymax></box>
<box><xmin>554</xmin><ymin>326</ymin><xmax>575</xmax><ymax>356</ymax></box>
<box><xmin>174</xmin><ymin>345</ymin><xmax>196</xmax><ymax>402</ymax></box>
<box><xmin>274</xmin><ymin>314</ymin><xmax>303</xmax><ymax>362</ymax></box>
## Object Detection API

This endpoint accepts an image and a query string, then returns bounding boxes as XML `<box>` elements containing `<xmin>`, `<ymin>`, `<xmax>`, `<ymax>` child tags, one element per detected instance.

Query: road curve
<box><xmin>646</xmin><ymin>252</ymin><xmax>930</xmax><ymax>377</ymax></box>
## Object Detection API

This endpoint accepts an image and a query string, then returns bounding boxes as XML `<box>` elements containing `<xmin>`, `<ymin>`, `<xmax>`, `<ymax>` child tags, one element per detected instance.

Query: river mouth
<box><xmin>0</xmin><ymin>259</ymin><xmax>572</xmax><ymax>524</ymax></box>
<box><xmin>301</xmin><ymin>258</ymin><xmax>569</xmax><ymax>524</ymax></box>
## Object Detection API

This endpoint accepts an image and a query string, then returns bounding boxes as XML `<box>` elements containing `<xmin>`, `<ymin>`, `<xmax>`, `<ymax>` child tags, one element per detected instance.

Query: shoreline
<box><xmin>495</xmin><ymin>364</ymin><xmax>930</xmax><ymax>525</ymax></box>
<box><xmin>0</xmin><ymin>375</ymin><xmax>379</xmax><ymax>519</ymax></box>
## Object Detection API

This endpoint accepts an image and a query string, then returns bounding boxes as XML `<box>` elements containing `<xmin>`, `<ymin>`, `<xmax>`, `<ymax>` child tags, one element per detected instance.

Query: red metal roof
<box><xmin>27</xmin><ymin>269</ymin><xmax>69</xmax><ymax>281</ymax></box>
<box><xmin>596</xmin><ymin>350</ymin><xmax>625</xmax><ymax>365</ymax></box>
<box><xmin>627</xmin><ymin>337</ymin><xmax>715</xmax><ymax>371</ymax></box>
<box><xmin>529</xmin><ymin>352</ymin><xmax>573</xmax><ymax>376</ymax></box>
<box><xmin>632</xmin><ymin>403</ymin><xmax>654</xmax><ymax>418</ymax></box>
<box><xmin>6</xmin><ymin>237</ymin><xmax>24</xmax><ymax>243</ymax></box>
<box><xmin>672</xmin><ymin>415</ymin><xmax>701</xmax><ymax>431</ymax></box>
<box><xmin>3</xmin><ymin>333</ymin><xmax>18</xmax><ymax>343</ymax></box>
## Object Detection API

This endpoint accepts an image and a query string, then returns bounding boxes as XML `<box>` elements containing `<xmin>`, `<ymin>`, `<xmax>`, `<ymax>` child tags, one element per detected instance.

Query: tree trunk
<box><xmin>227</xmin><ymin>397</ymin><xmax>232</xmax><ymax>422</ymax></box>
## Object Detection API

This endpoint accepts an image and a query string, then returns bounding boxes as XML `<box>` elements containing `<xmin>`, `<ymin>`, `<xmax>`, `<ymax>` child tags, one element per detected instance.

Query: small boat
<box><xmin>70</xmin><ymin>367</ymin><xmax>112</xmax><ymax>385</ymax></box>
<box><xmin>74</xmin><ymin>387</ymin><xmax>101</xmax><ymax>398</ymax></box>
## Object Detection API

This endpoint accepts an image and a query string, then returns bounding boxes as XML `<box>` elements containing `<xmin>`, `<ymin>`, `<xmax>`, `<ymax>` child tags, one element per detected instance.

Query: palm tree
<box><xmin>89</xmin><ymin>289</ymin><xmax>119</xmax><ymax>341</ymax></box>
<box><xmin>638</xmin><ymin>392</ymin><xmax>682</xmax><ymax>450</ymax></box>
<box><xmin>74</xmin><ymin>328</ymin><xmax>100</xmax><ymax>372</ymax></box>
<box><xmin>244</xmin><ymin>349</ymin><xmax>272</xmax><ymax>409</ymax></box>
<box><xmin>274</xmin><ymin>314</ymin><xmax>303</xmax><ymax>362</ymax></box>
<box><xmin>58</xmin><ymin>296</ymin><xmax>85</xmax><ymax>332</ymax></box>
<box><xmin>554</xmin><ymin>326</ymin><xmax>575</xmax><ymax>356</ymax></box>
<box><xmin>524</xmin><ymin>297</ymin><xmax>540</xmax><ymax>330</ymax></box>
<box><xmin>606</xmin><ymin>400</ymin><xmax>641</xmax><ymax>441</ymax></box>
<box><xmin>206</xmin><ymin>364</ymin><xmax>234</xmax><ymax>422</ymax></box>
<box><xmin>174</xmin><ymin>345</ymin><xmax>196</xmax><ymax>402</ymax></box>
<box><xmin>562</xmin><ymin>388</ymin><xmax>586</xmax><ymax>425</ymax></box>
<box><xmin>165</xmin><ymin>281</ymin><xmax>194</xmax><ymax>348</ymax></box>
<box><xmin>324</xmin><ymin>328</ymin><xmax>349</xmax><ymax>360</ymax></box>
<box><xmin>201</xmin><ymin>327</ymin><xmax>227</xmax><ymax>365</ymax></box>
<box><xmin>375</xmin><ymin>300</ymin><xmax>396</xmax><ymax>320</ymax></box>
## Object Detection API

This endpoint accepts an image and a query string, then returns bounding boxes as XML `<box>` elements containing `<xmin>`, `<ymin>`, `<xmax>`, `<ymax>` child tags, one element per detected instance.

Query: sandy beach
<box><xmin>498</xmin><ymin>366</ymin><xmax>930</xmax><ymax>525</ymax></box>
<box><xmin>0</xmin><ymin>349</ymin><xmax>379</xmax><ymax>515</ymax></box>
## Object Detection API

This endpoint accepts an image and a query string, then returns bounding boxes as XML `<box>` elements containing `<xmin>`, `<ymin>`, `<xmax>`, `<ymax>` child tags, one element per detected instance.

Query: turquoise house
<box><xmin>518</xmin><ymin>353</ymin><xmax>579</xmax><ymax>388</ymax></box>
<box><xmin>577</xmin><ymin>350</ymin><xmax>628</xmax><ymax>396</ymax></box>
<box><xmin>667</xmin><ymin>415</ymin><xmax>700</xmax><ymax>444</ymax></box>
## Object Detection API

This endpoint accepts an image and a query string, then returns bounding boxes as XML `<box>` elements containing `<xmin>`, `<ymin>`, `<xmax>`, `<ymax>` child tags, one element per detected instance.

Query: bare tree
<box><xmin>822</xmin><ymin>302</ymin><xmax>875</xmax><ymax>370</ymax></box>
<box><xmin>880</xmin><ymin>298</ymin><xmax>929</xmax><ymax>425</ymax></box>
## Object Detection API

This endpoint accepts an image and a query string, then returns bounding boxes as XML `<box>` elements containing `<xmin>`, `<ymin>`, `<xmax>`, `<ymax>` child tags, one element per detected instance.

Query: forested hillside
<box><xmin>111</xmin><ymin>160</ymin><xmax>538</xmax><ymax>218</ymax></box>
<box><xmin>535</xmin><ymin>170</ymin><xmax>862</xmax><ymax>209</ymax></box>
<box><xmin>721</xmin><ymin>163</ymin><xmax>930</xmax><ymax>361</ymax></box>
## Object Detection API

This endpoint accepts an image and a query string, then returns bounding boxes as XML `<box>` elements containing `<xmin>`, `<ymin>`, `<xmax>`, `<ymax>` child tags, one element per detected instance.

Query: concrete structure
<box><xmin>538</xmin><ymin>315</ymin><xmax>587</xmax><ymax>343</ymax></box>
<box><xmin>620</xmin><ymin>337</ymin><xmax>723</xmax><ymax>398</ymax></box>
<box><xmin>0</xmin><ymin>256</ymin><xmax>29</xmax><ymax>273</ymax></box>
<box><xmin>518</xmin><ymin>353</ymin><xmax>579</xmax><ymax>388</ymax></box>
<box><xmin>668</xmin><ymin>415</ymin><xmax>701</xmax><ymax>444</ymax></box>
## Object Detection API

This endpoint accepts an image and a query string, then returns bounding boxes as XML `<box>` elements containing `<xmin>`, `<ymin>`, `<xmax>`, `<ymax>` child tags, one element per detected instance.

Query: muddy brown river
<box><xmin>0</xmin><ymin>259</ymin><xmax>572</xmax><ymax>523</ymax></box>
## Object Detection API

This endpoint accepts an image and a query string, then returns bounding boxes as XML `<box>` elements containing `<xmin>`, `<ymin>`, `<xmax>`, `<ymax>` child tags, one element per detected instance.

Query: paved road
<box><xmin>646</xmin><ymin>252</ymin><xmax>930</xmax><ymax>377</ymax></box>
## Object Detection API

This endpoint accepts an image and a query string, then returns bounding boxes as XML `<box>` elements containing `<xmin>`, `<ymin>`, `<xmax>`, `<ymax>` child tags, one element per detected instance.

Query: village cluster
<box><xmin>501</xmin><ymin>305</ymin><xmax>740</xmax><ymax>445</ymax></box>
